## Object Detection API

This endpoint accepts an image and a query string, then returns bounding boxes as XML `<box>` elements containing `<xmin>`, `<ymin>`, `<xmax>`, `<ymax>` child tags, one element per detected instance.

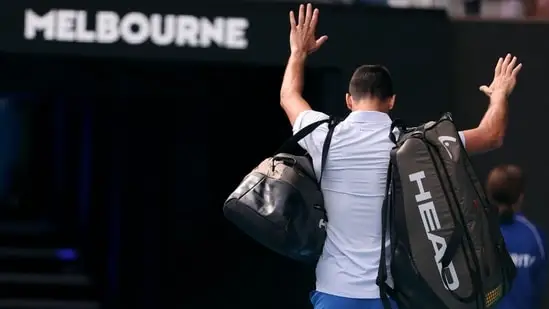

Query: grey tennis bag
<box><xmin>377</xmin><ymin>113</ymin><xmax>516</xmax><ymax>309</ymax></box>
<box><xmin>224</xmin><ymin>118</ymin><xmax>338</xmax><ymax>263</ymax></box>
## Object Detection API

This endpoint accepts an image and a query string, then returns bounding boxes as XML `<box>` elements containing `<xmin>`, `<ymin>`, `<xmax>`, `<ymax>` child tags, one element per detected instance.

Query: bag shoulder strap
<box><xmin>274</xmin><ymin>118</ymin><xmax>331</xmax><ymax>155</ymax></box>
<box><xmin>319</xmin><ymin>118</ymin><xmax>338</xmax><ymax>185</ymax></box>
<box><xmin>377</xmin><ymin>161</ymin><xmax>396</xmax><ymax>309</ymax></box>
<box><xmin>274</xmin><ymin>115</ymin><xmax>339</xmax><ymax>184</ymax></box>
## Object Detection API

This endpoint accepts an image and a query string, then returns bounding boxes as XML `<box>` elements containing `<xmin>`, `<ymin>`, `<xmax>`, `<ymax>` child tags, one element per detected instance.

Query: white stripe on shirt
<box><xmin>515</xmin><ymin>215</ymin><xmax>546</xmax><ymax>259</ymax></box>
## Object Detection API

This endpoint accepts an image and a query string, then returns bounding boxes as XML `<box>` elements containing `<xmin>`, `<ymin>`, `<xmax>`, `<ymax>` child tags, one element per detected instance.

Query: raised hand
<box><xmin>289</xmin><ymin>3</ymin><xmax>328</xmax><ymax>55</ymax></box>
<box><xmin>479</xmin><ymin>54</ymin><xmax>522</xmax><ymax>97</ymax></box>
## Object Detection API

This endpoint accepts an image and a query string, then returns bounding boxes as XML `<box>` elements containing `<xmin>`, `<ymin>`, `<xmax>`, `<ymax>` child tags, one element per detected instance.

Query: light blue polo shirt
<box><xmin>293</xmin><ymin>110</ymin><xmax>465</xmax><ymax>299</ymax></box>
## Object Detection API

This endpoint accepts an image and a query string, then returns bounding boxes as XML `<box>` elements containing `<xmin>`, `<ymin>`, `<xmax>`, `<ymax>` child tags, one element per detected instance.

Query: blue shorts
<box><xmin>310</xmin><ymin>291</ymin><xmax>398</xmax><ymax>309</ymax></box>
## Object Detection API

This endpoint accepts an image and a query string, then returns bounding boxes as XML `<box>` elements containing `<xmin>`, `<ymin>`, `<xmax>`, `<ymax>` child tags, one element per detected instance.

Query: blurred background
<box><xmin>0</xmin><ymin>0</ymin><xmax>547</xmax><ymax>308</ymax></box>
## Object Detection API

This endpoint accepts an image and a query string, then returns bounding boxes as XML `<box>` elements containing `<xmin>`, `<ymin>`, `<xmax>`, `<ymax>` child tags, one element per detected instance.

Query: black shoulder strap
<box><xmin>274</xmin><ymin>116</ymin><xmax>339</xmax><ymax>184</ymax></box>
<box><xmin>274</xmin><ymin>118</ymin><xmax>331</xmax><ymax>155</ymax></box>
<box><xmin>319</xmin><ymin>118</ymin><xmax>338</xmax><ymax>185</ymax></box>
<box><xmin>377</xmin><ymin>162</ymin><xmax>396</xmax><ymax>309</ymax></box>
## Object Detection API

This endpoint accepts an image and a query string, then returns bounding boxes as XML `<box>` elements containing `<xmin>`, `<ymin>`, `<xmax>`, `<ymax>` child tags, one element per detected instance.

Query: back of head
<box><xmin>349</xmin><ymin>65</ymin><xmax>394</xmax><ymax>102</ymax></box>
<box><xmin>486</xmin><ymin>164</ymin><xmax>525</xmax><ymax>224</ymax></box>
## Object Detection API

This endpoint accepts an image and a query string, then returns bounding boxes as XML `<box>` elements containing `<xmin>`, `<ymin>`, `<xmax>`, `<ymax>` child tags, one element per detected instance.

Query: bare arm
<box><xmin>461</xmin><ymin>54</ymin><xmax>522</xmax><ymax>154</ymax></box>
<box><xmin>280</xmin><ymin>52</ymin><xmax>312</xmax><ymax>125</ymax></box>
<box><xmin>280</xmin><ymin>4</ymin><xmax>327</xmax><ymax>126</ymax></box>
<box><xmin>462</xmin><ymin>91</ymin><xmax>508</xmax><ymax>153</ymax></box>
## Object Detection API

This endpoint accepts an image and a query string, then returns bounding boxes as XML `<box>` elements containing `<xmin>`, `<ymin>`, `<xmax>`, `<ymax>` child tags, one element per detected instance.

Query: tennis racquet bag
<box><xmin>377</xmin><ymin>113</ymin><xmax>516</xmax><ymax>309</ymax></box>
<box><xmin>224</xmin><ymin>117</ymin><xmax>339</xmax><ymax>263</ymax></box>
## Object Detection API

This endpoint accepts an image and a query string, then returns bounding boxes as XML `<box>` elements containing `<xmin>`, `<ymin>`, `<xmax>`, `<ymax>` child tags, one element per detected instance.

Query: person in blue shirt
<box><xmin>486</xmin><ymin>164</ymin><xmax>548</xmax><ymax>309</ymax></box>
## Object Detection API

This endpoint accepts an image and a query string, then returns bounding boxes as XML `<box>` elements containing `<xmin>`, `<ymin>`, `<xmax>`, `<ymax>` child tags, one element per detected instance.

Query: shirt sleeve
<box><xmin>292</xmin><ymin>110</ymin><xmax>330</xmax><ymax>159</ymax></box>
<box><xmin>458</xmin><ymin>131</ymin><xmax>466</xmax><ymax>149</ymax></box>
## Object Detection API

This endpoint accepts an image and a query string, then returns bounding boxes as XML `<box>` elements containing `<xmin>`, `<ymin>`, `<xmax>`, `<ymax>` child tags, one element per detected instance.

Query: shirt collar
<box><xmin>345</xmin><ymin>111</ymin><xmax>392</xmax><ymax>123</ymax></box>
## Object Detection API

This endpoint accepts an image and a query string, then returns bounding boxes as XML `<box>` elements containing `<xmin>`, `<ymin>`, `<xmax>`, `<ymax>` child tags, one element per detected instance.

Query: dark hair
<box><xmin>348</xmin><ymin>65</ymin><xmax>394</xmax><ymax>101</ymax></box>
<box><xmin>486</xmin><ymin>164</ymin><xmax>525</xmax><ymax>206</ymax></box>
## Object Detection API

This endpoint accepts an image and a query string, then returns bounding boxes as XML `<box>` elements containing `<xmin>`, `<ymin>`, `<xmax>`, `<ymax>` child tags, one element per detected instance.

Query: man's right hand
<box><xmin>479</xmin><ymin>54</ymin><xmax>522</xmax><ymax>97</ymax></box>
<box><xmin>288</xmin><ymin>4</ymin><xmax>328</xmax><ymax>56</ymax></box>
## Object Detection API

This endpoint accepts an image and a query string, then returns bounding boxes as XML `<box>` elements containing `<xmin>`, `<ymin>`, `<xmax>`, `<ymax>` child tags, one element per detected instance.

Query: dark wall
<box><xmin>452</xmin><ymin>20</ymin><xmax>549</xmax><ymax>231</ymax></box>
<box><xmin>0</xmin><ymin>53</ymin><xmax>121</xmax><ymax>305</ymax></box>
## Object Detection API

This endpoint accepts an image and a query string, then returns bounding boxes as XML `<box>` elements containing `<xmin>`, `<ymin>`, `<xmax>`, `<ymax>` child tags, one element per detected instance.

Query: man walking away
<box><xmin>487</xmin><ymin>165</ymin><xmax>548</xmax><ymax>309</ymax></box>
<box><xmin>279</xmin><ymin>3</ymin><xmax>522</xmax><ymax>309</ymax></box>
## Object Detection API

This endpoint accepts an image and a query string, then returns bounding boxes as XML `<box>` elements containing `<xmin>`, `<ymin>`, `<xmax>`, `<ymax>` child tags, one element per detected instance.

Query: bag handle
<box><xmin>389</xmin><ymin>119</ymin><xmax>406</xmax><ymax>144</ymax></box>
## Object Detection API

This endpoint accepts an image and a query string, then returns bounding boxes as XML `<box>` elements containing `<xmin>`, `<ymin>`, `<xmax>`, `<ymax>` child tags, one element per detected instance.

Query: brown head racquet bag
<box><xmin>377</xmin><ymin>113</ymin><xmax>516</xmax><ymax>309</ymax></box>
